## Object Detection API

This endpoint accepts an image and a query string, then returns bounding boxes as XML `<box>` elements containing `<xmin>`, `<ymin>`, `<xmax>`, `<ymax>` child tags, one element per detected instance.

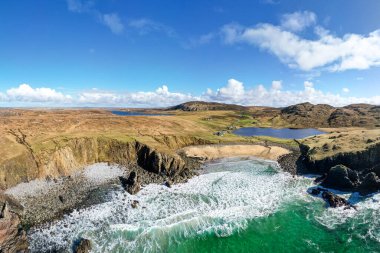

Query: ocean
<box><xmin>28</xmin><ymin>158</ymin><xmax>380</xmax><ymax>252</ymax></box>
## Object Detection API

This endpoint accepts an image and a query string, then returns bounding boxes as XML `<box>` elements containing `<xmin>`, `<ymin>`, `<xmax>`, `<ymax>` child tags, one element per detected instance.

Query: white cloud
<box><xmin>271</xmin><ymin>80</ymin><xmax>282</xmax><ymax>90</ymax></box>
<box><xmin>78</xmin><ymin>85</ymin><xmax>196</xmax><ymax>106</ymax></box>
<box><xmin>342</xmin><ymin>87</ymin><xmax>350</xmax><ymax>93</ymax></box>
<box><xmin>66</xmin><ymin>0</ymin><xmax>124</xmax><ymax>35</ymax></box>
<box><xmin>1</xmin><ymin>82</ymin><xmax>379</xmax><ymax>107</ymax></box>
<box><xmin>203</xmin><ymin>79</ymin><xmax>380</xmax><ymax>107</ymax></box>
<box><xmin>220</xmin><ymin>17</ymin><xmax>380</xmax><ymax>72</ymax></box>
<box><xmin>102</xmin><ymin>13</ymin><xmax>124</xmax><ymax>34</ymax></box>
<box><xmin>280</xmin><ymin>11</ymin><xmax>317</xmax><ymax>32</ymax></box>
<box><xmin>206</xmin><ymin>79</ymin><xmax>245</xmax><ymax>103</ymax></box>
<box><xmin>128</xmin><ymin>18</ymin><xmax>175</xmax><ymax>37</ymax></box>
<box><xmin>0</xmin><ymin>92</ymin><xmax>6</xmax><ymax>102</ymax></box>
<box><xmin>6</xmin><ymin>84</ymin><xmax>72</xmax><ymax>103</ymax></box>
<box><xmin>66</xmin><ymin>0</ymin><xmax>86</xmax><ymax>13</ymax></box>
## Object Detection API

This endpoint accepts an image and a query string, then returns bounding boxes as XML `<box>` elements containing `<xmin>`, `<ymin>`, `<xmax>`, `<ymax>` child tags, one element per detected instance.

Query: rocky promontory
<box><xmin>300</xmin><ymin>129</ymin><xmax>380</xmax><ymax>195</ymax></box>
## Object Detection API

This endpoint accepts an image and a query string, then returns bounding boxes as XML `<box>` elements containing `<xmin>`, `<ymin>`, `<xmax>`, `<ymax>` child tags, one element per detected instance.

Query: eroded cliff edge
<box><xmin>299</xmin><ymin>129</ymin><xmax>380</xmax><ymax>195</ymax></box>
<box><xmin>0</xmin><ymin>135</ymin><xmax>211</xmax><ymax>190</ymax></box>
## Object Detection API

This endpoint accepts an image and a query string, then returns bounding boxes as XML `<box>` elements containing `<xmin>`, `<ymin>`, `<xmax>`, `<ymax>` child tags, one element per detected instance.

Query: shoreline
<box><xmin>5</xmin><ymin>143</ymin><xmax>295</xmax><ymax>226</ymax></box>
<box><xmin>1</xmin><ymin>143</ymin><xmax>299</xmax><ymax>252</ymax></box>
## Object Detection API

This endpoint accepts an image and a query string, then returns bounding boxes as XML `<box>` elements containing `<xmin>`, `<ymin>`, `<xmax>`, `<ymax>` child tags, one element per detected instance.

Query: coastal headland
<box><xmin>0</xmin><ymin>101</ymin><xmax>379</xmax><ymax>252</ymax></box>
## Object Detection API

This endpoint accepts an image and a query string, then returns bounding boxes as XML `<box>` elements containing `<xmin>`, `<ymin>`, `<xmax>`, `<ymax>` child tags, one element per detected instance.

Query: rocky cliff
<box><xmin>299</xmin><ymin>129</ymin><xmax>380</xmax><ymax>195</ymax></box>
<box><xmin>0</xmin><ymin>136</ymin><xmax>211</xmax><ymax>190</ymax></box>
<box><xmin>0</xmin><ymin>193</ymin><xmax>28</xmax><ymax>252</ymax></box>
<box><xmin>300</xmin><ymin>142</ymin><xmax>380</xmax><ymax>174</ymax></box>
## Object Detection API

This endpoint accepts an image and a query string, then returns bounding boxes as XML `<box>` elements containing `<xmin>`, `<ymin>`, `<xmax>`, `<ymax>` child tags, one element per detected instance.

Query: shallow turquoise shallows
<box><xmin>28</xmin><ymin>158</ymin><xmax>380</xmax><ymax>253</ymax></box>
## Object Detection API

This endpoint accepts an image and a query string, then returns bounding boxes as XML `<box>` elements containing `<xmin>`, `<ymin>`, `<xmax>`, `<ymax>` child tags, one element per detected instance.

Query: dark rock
<box><xmin>119</xmin><ymin>171</ymin><xmax>141</xmax><ymax>195</ymax></box>
<box><xmin>131</xmin><ymin>200</ymin><xmax>139</xmax><ymax>209</ymax></box>
<box><xmin>372</xmin><ymin>164</ymin><xmax>380</xmax><ymax>177</ymax></box>
<box><xmin>308</xmin><ymin>187</ymin><xmax>356</xmax><ymax>209</ymax></box>
<box><xmin>74</xmin><ymin>238</ymin><xmax>92</xmax><ymax>253</ymax></box>
<box><xmin>310</xmin><ymin>188</ymin><xmax>322</xmax><ymax>196</ymax></box>
<box><xmin>321</xmin><ymin>165</ymin><xmax>359</xmax><ymax>190</ymax></box>
<box><xmin>314</xmin><ymin>173</ymin><xmax>327</xmax><ymax>184</ymax></box>
<box><xmin>58</xmin><ymin>195</ymin><xmax>64</xmax><ymax>203</ymax></box>
<box><xmin>358</xmin><ymin>172</ymin><xmax>380</xmax><ymax>196</ymax></box>
<box><xmin>321</xmin><ymin>191</ymin><xmax>351</xmax><ymax>208</ymax></box>
<box><xmin>164</xmin><ymin>181</ymin><xmax>172</xmax><ymax>188</ymax></box>
<box><xmin>0</xmin><ymin>193</ymin><xmax>28</xmax><ymax>252</ymax></box>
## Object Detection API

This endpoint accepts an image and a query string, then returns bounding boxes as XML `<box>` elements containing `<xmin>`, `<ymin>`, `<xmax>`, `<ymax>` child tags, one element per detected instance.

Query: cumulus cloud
<box><xmin>220</xmin><ymin>13</ymin><xmax>380</xmax><ymax>72</ymax></box>
<box><xmin>342</xmin><ymin>87</ymin><xmax>350</xmax><ymax>93</ymax></box>
<box><xmin>1</xmin><ymin>82</ymin><xmax>379</xmax><ymax>107</ymax></box>
<box><xmin>5</xmin><ymin>84</ymin><xmax>72</xmax><ymax>103</ymax></box>
<box><xmin>0</xmin><ymin>92</ymin><xmax>6</xmax><ymax>102</ymax></box>
<box><xmin>78</xmin><ymin>85</ymin><xmax>196</xmax><ymax>106</ymax></box>
<box><xmin>203</xmin><ymin>79</ymin><xmax>380</xmax><ymax>107</ymax></box>
<box><xmin>205</xmin><ymin>79</ymin><xmax>245</xmax><ymax>103</ymax></box>
<box><xmin>102</xmin><ymin>13</ymin><xmax>124</xmax><ymax>34</ymax></box>
<box><xmin>271</xmin><ymin>80</ymin><xmax>282</xmax><ymax>90</ymax></box>
<box><xmin>280</xmin><ymin>11</ymin><xmax>317</xmax><ymax>32</ymax></box>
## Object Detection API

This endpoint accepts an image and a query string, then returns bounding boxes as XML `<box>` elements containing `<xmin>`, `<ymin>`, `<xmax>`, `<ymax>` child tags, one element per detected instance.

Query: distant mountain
<box><xmin>169</xmin><ymin>101</ymin><xmax>247</xmax><ymax>111</ymax></box>
<box><xmin>281</xmin><ymin>102</ymin><xmax>380</xmax><ymax>128</ymax></box>
<box><xmin>170</xmin><ymin>101</ymin><xmax>380</xmax><ymax>128</ymax></box>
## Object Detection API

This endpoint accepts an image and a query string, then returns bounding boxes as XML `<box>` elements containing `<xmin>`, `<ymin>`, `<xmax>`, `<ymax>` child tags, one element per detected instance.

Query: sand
<box><xmin>181</xmin><ymin>144</ymin><xmax>290</xmax><ymax>161</ymax></box>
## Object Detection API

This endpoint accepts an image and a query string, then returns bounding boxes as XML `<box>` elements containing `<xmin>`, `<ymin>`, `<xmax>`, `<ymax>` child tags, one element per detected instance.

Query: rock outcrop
<box><xmin>309</xmin><ymin>187</ymin><xmax>355</xmax><ymax>209</ymax></box>
<box><xmin>321</xmin><ymin>164</ymin><xmax>359</xmax><ymax>191</ymax></box>
<box><xmin>74</xmin><ymin>238</ymin><xmax>92</xmax><ymax>253</ymax></box>
<box><xmin>119</xmin><ymin>172</ymin><xmax>141</xmax><ymax>195</ymax></box>
<box><xmin>0</xmin><ymin>193</ymin><xmax>28</xmax><ymax>252</ymax></box>
<box><xmin>357</xmin><ymin>172</ymin><xmax>380</xmax><ymax>196</ymax></box>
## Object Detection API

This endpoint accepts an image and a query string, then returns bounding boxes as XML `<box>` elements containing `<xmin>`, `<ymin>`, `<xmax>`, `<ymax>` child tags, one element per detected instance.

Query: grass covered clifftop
<box><xmin>0</xmin><ymin>108</ymin><xmax>292</xmax><ymax>189</ymax></box>
<box><xmin>299</xmin><ymin>128</ymin><xmax>380</xmax><ymax>173</ymax></box>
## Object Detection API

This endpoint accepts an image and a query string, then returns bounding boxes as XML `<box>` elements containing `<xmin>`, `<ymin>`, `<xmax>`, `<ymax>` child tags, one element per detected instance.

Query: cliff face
<box><xmin>0</xmin><ymin>194</ymin><xmax>28</xmax><ymax>252</ymax></box>
<box><xmin>0</xmin><ymin>136</ymin><xmax>210</xmax><ymax>190</ymax></box>
<box><xmin>300</xmin><ymin>142</ymin><xmax>380</xmax><ymax>174</ymax></box>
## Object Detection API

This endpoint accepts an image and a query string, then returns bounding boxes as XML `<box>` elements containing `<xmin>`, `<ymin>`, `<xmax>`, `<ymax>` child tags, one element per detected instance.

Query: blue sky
<box><xmin>1</xmin><ymin>0</ymin><xmax>380</xmax><ymax>107</ymax></box>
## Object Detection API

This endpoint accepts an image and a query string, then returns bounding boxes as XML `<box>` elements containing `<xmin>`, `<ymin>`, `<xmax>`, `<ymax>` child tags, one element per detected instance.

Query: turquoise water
<box><xmin>233</xmin><ymin>127</ymin><xmax>325</xmax><ymax>139</ymax></box>
<box><xmin>28</xmin><ymin>158</ymin><xmax>380</xmax><ymax>252</ymax></box>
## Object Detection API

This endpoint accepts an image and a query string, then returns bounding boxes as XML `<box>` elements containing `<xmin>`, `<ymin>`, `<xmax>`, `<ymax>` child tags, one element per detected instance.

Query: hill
<box><xmin>169</xmin><ymin>101</ymin><xmax>247</xmax><ymax>111</ymax></box>
<box><xmin>280</xmin><ymin>102</ymin><xmax>380</xmax><ymax>128</ymax></box>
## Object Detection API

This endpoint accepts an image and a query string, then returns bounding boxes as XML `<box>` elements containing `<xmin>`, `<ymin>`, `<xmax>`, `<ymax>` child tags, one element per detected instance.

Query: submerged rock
<box><xmin>119</xmin><ymin>171</ymin><xmax>141</xmax><ymax>195</ymax></box>
<box><xmin>74</xmin><ymin>238</ymin><xmax>92</xmax><ymax>253</ymax></box>
<box><xmin>321</xmin><ymin>164</ymin><xmax>359</xmax><ymax>190</ymax></box>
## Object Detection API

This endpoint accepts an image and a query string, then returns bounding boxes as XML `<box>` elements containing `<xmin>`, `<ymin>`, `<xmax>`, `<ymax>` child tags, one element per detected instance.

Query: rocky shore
<box><xmin>1</xmin><ymin>135</ymin><xmax>379</xmax><ymax>251</ymax></box>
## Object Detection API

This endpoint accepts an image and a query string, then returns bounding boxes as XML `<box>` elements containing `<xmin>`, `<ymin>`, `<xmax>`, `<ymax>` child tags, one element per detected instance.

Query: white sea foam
<box><xmin>314</xmin><ymin>190</ymin><xmax>380</xmax><ymax>243</ymax></box>
<box><xmin>28</xmin><ymin>158</ymin><xmax>313</xmax><ymax>252</ymax></box>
